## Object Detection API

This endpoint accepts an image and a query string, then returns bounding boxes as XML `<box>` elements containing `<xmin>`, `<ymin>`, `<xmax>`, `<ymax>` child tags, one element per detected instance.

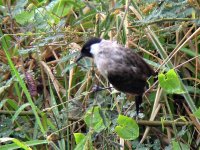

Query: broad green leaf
<box><xmin>14</xmin><ymin>11</ymin><xmax>34</xmax><ymax>25</ymax></box>
<box><xmin>172</xmin><ymin>140</ymin><xmax>189</xmax><ymax>150</ymax></box>
<box><xmin>158</xmin><ymin>69</ymin><xmax>185</xmax><ymax>94</ymax></box>
<box><xmin>34</xmin><ymin>7</ymin><xmax>59</xmax><ymax>28</ymax></box>
<box><xmin>52</xmin><ymin>0</ymin><xmax>73</xmax><ymax>17</ymax></box>
<box><xmin>74</xmin><ymin>133</ymin><xmax>86</xmax><ymax>144</ymax></box>
<box><xmin>114</xmin><ymin>115</ymin><xmax>139</xmax><ymax>140</ymax></box>
<box><xmin>12</xmin><ymin>0</ymin><xmax>28</xmax><ymax>16</ymax></box>
<box><xmin>84</xmin><ymin>106</ymin><xmax>110</xmax><ymax>133</ymax></box>
<box><xmin>193</xmin><ymin>107</ymin><xmax>200</xmax><ymax>119</ymax></box>
<box><xmin>74</xmin><ymin>134</ymin><xmax>93</xmax><ymax>150</ymax></box>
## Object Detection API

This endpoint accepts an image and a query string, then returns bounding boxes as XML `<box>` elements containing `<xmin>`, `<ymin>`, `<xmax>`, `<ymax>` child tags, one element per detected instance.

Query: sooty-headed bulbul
<box><xmin>76</xmin><ymin>37</ymin><xmax>156</xmax><ymax>114</ymax></box>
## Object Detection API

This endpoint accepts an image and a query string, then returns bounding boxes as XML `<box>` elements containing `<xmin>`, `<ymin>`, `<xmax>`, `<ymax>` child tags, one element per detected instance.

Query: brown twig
<box><xmin>0</xmin><ymin>110</ymin><xmax>193</xmax><ymax>126</ymax></box>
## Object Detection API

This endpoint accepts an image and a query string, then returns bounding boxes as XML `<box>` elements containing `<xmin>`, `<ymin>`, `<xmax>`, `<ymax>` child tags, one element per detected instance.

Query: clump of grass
<box><xmin>0</xmin><ymin>0</ymin><xmax>199</xmax><ymax>149</ymax></box>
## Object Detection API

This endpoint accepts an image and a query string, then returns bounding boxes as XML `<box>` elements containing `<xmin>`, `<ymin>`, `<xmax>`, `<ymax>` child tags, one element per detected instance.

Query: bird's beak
<box><xmin>75</xmin><ymin>54</ymin><xmax>84</xmax><ymax>63</ymax></box>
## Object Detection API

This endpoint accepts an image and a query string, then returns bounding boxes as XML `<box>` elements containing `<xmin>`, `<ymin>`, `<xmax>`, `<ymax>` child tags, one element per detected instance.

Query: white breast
<box><xmin>90</xmin><ymin>42</ymin><xmax>108</xmax><ymax>77</ymax></box>
<box><xmin>90</xmin><ymin>43</ymin><xmax>101</xmax><ymax>56</ymax></box>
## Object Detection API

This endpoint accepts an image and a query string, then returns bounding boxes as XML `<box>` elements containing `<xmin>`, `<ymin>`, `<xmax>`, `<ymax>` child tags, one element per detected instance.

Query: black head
<box><xmin>76</xmin><ymin>37</ymin><xmax>102</xmax><ymax>62</ymax></box>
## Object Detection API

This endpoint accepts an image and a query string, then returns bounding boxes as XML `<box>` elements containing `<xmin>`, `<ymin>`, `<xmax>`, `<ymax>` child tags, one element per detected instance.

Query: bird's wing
<box><xmin>106</xmin><ymin>46</ymin><xmax>155</xmax><ymax>94</ymax></box>
<box><xmin>122</xmin><ymin>47</ymin><xmax>156</xmax><ymax>78</ymax></box>
<box><xmin>100</xmin><ymin>41</ymin><xmax>156</xmax><ymax>78</ymax></box>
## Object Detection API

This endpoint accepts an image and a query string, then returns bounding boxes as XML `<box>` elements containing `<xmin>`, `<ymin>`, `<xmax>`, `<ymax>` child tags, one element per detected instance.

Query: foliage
<box><xmin>84</xmin><ymin>106</ymin><xmax>110</xmax><ymax>133</ymax></box>
<box><xmin>74</xmin><ymin>133</ymin><xmax>93</xmax><ymax>150</ymax></box>
<box><xmin>0</xmin><ymin>0</ymin><xmax>199</xmax><ymax>149</ymax></box>
<box><xmin>171</xmin><ymin>139</ymin><xmax>190</xmax><ymax>150</ymax></box>
<box><xmin>114</xmin><ymin>115</ymin><xmax>139</xmax><ymax>140</ymax></box>
<box><xmin>194</xmin><ymin>107</ymin><xmax>200</xmax><ymax>119</ymax></box>
<box><xmin>0</xmin><ymin>138</ymin><xmax>48</xmax><ymax>150</ymax></box>
<box><xmin>158</xmin><ymin>69</ymin><xmax>185</xmax><ymax>94</ymax></box>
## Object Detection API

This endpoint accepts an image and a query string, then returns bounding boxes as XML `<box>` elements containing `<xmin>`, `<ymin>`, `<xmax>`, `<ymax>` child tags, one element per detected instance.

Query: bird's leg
<box><xmin>92</xmin><ymin>85</ymin><xmax>112</xmax><ymax>92</ymax></box>
<box><xmin>135</xmin><ymin>95</ymin><xmax>143</xmax><ymax>115</ymax></box>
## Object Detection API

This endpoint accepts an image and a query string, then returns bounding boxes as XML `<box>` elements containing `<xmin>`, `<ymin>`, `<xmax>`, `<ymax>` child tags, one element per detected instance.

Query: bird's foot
<box><xmin>92</xmin><ymin>85</ymin><xmax>112</xmax><ymax>92</ymax></box>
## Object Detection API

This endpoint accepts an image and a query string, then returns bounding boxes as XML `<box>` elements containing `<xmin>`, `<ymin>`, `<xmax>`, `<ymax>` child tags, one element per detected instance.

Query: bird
<box><xmin>76</xmin><ymin>37</ymin><xmax>156</xmax><ymax>114</ymax></box>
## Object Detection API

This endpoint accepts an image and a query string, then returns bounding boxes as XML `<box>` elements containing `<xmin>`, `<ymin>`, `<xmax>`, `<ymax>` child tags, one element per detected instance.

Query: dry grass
<box><xmin>0</xmin><ymin>0</ymin><xmax>199</xmax><ymax>149</ymax></box>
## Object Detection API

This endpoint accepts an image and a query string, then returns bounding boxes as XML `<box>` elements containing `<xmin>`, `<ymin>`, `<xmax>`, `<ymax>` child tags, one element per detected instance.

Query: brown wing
<box><xmin>123</xmin><ymin>48</ymin><xmax>156</xmax><ymax>78</ymax></box>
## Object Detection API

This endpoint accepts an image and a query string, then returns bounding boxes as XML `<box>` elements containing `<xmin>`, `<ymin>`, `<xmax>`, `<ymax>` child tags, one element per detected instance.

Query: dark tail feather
<box><xmin>135</xmin><ymin>95</ymin><xmax>143</xmax><ymax>115</ymax></box>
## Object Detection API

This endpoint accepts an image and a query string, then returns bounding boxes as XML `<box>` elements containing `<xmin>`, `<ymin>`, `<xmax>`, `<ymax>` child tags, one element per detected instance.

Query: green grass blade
<box><xmin>0</xmin><ymin>30</ymin><xmax>45</xmax><ymax>134</ymax></box>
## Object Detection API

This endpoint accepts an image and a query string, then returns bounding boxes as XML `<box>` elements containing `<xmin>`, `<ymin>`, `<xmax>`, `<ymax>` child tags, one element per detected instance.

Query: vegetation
<box><xmin>0</xmin><ymin>0</ymin><xmax>200</xmax><ymax>149</ymax></box>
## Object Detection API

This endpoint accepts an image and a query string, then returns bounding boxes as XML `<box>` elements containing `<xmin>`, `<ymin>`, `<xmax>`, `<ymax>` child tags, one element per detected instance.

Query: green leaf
<box><xmin>172</xmin><ymin>140</ymin><xmax>189</xmax><ymax>150</ymax></box>
<box><xmin>74</xmin><ymin>134</ymin><xmax>93</xmax><ymax>150</ymax></box>
<box><xmin>0</xmin><ymin>98</ymin><xmax>19</xmax><ymax>111</ymax></box>
<box><xmin>114</xmin><ymin>115</ymin><xmax>139</xmax><ymax>140</ymax></box>
<box><xmin>14</xmin><ymin>11</ymin><xmax>34</xmax><ymax>25</ymax></box>
<box><xmin>0</xmin><ymin>139</ymin><xmax>48</xmax><ymax>150</ymax></box>
<box><xmin>1</xmin><ymin>35</ymin><xmax>11</xmax><ymax>50</ymax></box>
<box><xmin>0</xmin><ymin>29</ymin><xmax>45</xmax><ymax>134</ymax></box>
<box><xmin>11</xmin><ymin>103</ymin><xmax>31</xmax><ymax>123</ymax></box>
<box><xmin>0</xmin><ymin>138</ymin><xmax>31</xmax><ymax>150</ymax></box>
<box><xmin>73</xmin><ymin>10</ymin><xmax>96</xmax><ymax>26</ymax></box>
<box><xmin>193</xmin><ymin>107</ymin><xmax>200</xmax><ymax>119</ymax></box>
<box><xmin>61</xmin><ymin>63</ymin><xmax>77</xmax><ymax>75</ymax></box>
<box><xmin>74</xmin><ymin>133</ymin><xmax>86</xmax><ymax>144</ymax></box>
<box><xmin>158</xmin><ymin>69</ymin><xmax>185</xmax><ymax>94</ymax></box>
<box><xmin>52</xmin><ymin>0</ymin><xmax>73</xmax><ymax>17</ymax></box>
<box><xmin>41</xmin><ymin>112</ymin><xmax>48</xmax><ymax>132</ymax></box>
<box><xmin>59</xmin><ymin>52</ymin><xmax>79</xmax><ymax>63</ymax></box>
<box><xmin>169</xmin><ymin>44</ymin><xmax>199</xmax><ymax>57</ymax></box>
<box><xmin>84</xmin><ymin>106</ymin><xmax>110</xmax><ymax>133</ymax></box>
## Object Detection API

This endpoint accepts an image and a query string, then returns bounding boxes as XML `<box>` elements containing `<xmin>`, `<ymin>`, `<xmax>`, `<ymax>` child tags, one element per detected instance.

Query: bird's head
<box><xmin>76</xmin><ymin>37</ymin><xmax>102</xmax><ymax>62</ymax></box>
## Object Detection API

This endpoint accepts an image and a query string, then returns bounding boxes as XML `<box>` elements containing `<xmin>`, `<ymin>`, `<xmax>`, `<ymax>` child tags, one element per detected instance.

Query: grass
<box><xmin>0</xmin><ymin>0</ymin><xmax>199</xmax><ymax>149</ymax></box>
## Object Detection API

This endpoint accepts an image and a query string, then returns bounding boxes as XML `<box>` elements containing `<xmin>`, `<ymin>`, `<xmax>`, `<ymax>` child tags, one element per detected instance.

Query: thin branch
<box><xmin>131</xmin><ymin>18</ymin><xmax>197</xmax><ymax>27</ymax></box>
<box><xmin>0</xmin><ymin>110</ymin><xmax>193</xmax><ymax>127</ymax></box>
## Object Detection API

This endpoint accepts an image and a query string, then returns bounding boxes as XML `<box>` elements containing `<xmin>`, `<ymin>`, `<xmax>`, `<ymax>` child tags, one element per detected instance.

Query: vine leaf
<box><xmin>114</xmin><ymin>115</ymin><xmax>139</xmax><ymax>140</ymax></box>
<box><xmin>84</xmin><ymin>106</ymin><xmax>110</xmax><ymax>133</ymax></box>
<box><xmin>158</xmin><ymin>69</ymin><xmax>185</xmax><ymax>94</ymax></box>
